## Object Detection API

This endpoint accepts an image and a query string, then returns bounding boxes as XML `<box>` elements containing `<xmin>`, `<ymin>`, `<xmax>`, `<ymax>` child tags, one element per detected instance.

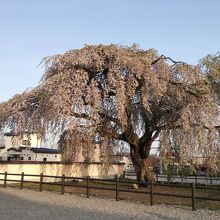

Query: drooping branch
<box><xmin>98</xmin><ymin>128</ymin><xmax>127</xmax><ymax>142</ymax></box>
<box><xmin>151</xmin><ymin>55</ymin><xmax>185</xmax><ymax>65</ymax></box>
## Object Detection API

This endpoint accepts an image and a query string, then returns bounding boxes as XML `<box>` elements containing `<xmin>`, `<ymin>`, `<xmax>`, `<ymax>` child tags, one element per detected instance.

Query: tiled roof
<box><xmin>4</xmin><ymin>132</ymin><xmax>17</xmax><ymax>137</ymax></box>
<box><xmin>30</xmin><ymin>148</ymin><xmax>59</xmax><ymax>154</ymax></box>
<box><xmin>7</xmin><ymin>147</ymin><xmax>22</xmax><ymax>152</ymax></box>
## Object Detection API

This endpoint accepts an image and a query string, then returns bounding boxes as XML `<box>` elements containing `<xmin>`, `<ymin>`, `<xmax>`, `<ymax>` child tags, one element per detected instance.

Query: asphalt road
<box><xmin>157</xmin><ymin>176</ymin><xmax>220</xmax><ymax>185</ymax></box>
<box><xmin>126</xmin><ymin>174</ymin><xmax>220</xmax><ymax>185</ymax></box>
<box><xmin>0</xmin><ymin>187</ymin><xmax>219</xmax><ymax>220</ymax></box>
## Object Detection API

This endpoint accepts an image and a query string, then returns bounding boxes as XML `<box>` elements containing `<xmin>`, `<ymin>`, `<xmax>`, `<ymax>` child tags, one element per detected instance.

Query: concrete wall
<box><xmin>0</xmin><ymin>163</ymin><xmax>124</xmax><ymax>182</ymax></box>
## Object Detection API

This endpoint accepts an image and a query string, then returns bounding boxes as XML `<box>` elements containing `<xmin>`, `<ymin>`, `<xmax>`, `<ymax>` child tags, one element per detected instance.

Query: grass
<box><xmin>1</xmin><ymin>179</ymin><xmax>220</xmax><ymax>210</ymax></box>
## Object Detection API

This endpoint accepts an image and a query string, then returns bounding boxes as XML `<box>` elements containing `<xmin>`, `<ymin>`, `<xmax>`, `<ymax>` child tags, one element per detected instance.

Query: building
<box><xmin>111</xmin><ymin>154</ymin><xmax>132</xmax><ymax>171</ymax></box>
<box><xmin>0</xmin><ymin>132</ymin><xmax>101</xmax><ymax>163</ymax></box>
<box><xmin>0</xmin><ymin>132</ymin><xmax>61</xmax><ymax>162</ymax></box>
<box><xmin>7</xmin><ymin>147</ymin><xmax>61</xmax><ymax>162</ymax></box>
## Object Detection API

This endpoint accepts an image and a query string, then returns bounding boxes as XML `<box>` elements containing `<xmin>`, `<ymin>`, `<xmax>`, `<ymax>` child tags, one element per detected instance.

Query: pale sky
<box><xmin>0</xmin><ymin>0</ymin><xmax>220</xmax><ymax>102</ymax></box>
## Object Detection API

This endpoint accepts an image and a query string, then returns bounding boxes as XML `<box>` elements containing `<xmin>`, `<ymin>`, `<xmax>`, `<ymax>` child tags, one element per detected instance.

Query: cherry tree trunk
<box><xmin>130</xmin><ymin>143</ymin><xmax>154</xmax><ymax>185</ymax></box>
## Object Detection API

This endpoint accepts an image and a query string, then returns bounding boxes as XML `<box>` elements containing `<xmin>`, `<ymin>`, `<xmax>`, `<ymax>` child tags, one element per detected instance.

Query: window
<box><xmin>22</xmin><ymin>140</ymin><xmax>30</xmax><ymax>146</ymax></box>
<box><xmin>43</xmin><ymin>158</ymin><xmax>47</xmax><ymax>162</ymax></box>
<box><xmin>28</xmin><ymin>157</ymin><xmax>31</xmax><ymax>160</ymax></box>
<box><xmin>20</xmin><ymin>157</ymin><xmax>24</xmax><ymax>161</ymax></box>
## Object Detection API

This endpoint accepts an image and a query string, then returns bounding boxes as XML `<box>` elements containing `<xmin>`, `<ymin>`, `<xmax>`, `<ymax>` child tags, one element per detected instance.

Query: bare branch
<box><xmin>151</xmin><ymin>55</ymin><xmax>185</xmax><ymax>65</ymax></box>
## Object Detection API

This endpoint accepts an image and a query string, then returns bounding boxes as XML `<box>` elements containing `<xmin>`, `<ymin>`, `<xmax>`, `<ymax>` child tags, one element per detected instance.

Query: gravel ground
<box><xmin>0</xmin><ymin>187</ymin><xmax>219</xmax><ymax>220</ymax></box>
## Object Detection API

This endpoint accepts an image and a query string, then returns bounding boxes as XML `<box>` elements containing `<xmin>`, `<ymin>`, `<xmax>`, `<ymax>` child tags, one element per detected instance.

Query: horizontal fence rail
<box><xmin>0</xmin><ymin>171</ymin><xmax>219</xmax><ymax>211</ymax></box>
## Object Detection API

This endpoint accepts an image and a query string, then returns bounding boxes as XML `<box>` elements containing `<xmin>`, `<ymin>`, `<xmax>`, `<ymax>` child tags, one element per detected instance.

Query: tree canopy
<box><xmin>0</xmin><ymin>45</ymin><xmax>219</xmax><ymax>181</ymax></box>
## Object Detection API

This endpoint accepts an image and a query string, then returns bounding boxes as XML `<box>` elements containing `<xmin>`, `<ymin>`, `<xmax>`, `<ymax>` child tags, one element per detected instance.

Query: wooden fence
<box><xmin>0</xmin><ymin>172</ymin><xmax>219</xmax><ymax>211</ymax></box>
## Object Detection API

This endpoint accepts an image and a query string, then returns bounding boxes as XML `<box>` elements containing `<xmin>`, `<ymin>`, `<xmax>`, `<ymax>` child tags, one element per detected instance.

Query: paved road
<box><xmin>0</xmin><ymin>187</ymin><xmax>219</xmax><ymax>220</ymax></box>
<box><xmin>126</xmin><ymin>174</ymin><xmax>220</xmax><ymax>185</ymax></box>
<box><xmin>156</xmin><ymin>176</ymin><xmax>220</xmax><ymax>185</ymax></box>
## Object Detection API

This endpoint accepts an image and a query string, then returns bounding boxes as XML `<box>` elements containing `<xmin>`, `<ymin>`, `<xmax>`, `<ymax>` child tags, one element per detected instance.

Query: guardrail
<box><xmin>123</xmin><ymin>171</ymin><xmax>220</xmax><ymax>185</ymax></box>
<box><xmin>0</xmin><ymin>171</ymin><xmax>220</xmax><ymax>211</ymax></box>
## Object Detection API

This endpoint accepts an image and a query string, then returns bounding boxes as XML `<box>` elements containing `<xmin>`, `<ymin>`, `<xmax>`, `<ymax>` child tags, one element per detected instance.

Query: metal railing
<box><xmin>124</xmin><ymin>171</ymin><xmax>220</xmax><ymax>185</ymax></box>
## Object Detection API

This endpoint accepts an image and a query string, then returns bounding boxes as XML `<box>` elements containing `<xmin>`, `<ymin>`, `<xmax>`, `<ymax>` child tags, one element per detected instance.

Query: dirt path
<box><xmin>0</xmin><ymin>187</ymin><xmax>219</xmax><ymax>220</ymax></box>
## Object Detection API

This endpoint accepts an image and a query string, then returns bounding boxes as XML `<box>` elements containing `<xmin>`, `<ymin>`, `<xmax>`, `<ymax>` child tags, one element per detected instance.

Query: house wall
<box><xmin>22</xmin><ymin>134</ymin><xmax>41</xmax><ymax>147</ymax></box>
<box><xmin>18</xmin><ymin>149</ymin><xmax>62</xmax><ymax>162</ymax></box>
<box><xmin>122</xmin><ymin>156</ymin><xmax>133</xmax><ymax>171</ymax></box>
<box><xmin>0</xmin><ymin>148</ymin><xmax>7</xmax><ymax>161</ymax></box>
<box><xmin>2</xmin><ymin>148</ymin><xmax>62</xmax><ymax>162</ymax></box>
<box><xmin>0</xmin><ymin>163</ymin><xmax>125</xmax><ymax>182</ymax></box>
<box><xmin>19</xmin><ymin>149</ymin><xmax>35</xmax><ymax>161</ymax></box>
<box><xmin>4</xmin><ymin>134</ymin><xmax>41</xmax><ymax>149</ymax></box>
<box><xmin>33</xmin><ymin>153</ymin><xmax>62</xmax><ymax>162</ymax></box>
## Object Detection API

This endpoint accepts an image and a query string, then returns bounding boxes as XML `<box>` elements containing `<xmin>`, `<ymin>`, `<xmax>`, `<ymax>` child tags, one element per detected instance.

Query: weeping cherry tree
<box><xmin>0</xmin><ymin>45</ymin><xmax>219</xmax><ymax>182</ymax></box>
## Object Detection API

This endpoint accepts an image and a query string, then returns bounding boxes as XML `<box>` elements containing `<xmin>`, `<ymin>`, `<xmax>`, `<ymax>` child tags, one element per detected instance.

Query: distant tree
<box><xmin>200</xmin><ymin>52</ymin><xmax>220</xmax><ymax>102</ymax></box>
<box><xmin>0</xmin><ymin>45</ymin><xmax>219</xmax><ymax>183</ymax></box>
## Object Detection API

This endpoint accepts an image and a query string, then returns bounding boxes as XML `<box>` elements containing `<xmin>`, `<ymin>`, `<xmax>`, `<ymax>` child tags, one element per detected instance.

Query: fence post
<box><xmin>61</xmin><ymin>174</ymin><xmax>65</xmax><ymax>195</ymax></box>
<box><xmin>191</xmin><ymin>182</ymin><xmax>196</xmax><ymax>211</ymax></box>
<box><xmin>195</xmin><ymin>174</ymin><xmax>197</xmax><ymax>184</ymax></box>
<box><xmin>115</xmin><ymin>175</ymin><xmax>119</xmax><ymax>201</ymax></box>
<box><xmin>150</xmin><ymin>181</ymin><xmax>154</xmax><ymax>206</ymax></box>
<box><xmin>86</xmin><ymin>176</ymin><xmax>90</xmax><ymax>198</ymax></box>
<box><xmin>210</xmin><ymin>175</ymin><xmax>213</xmax><ymax>185</ymax></box>
<box><xmin>20</xmin><ymin>172</ymin><xmax>24</xmax><ymax>190</ymax></box>
<box><xmin>39</xmin><ymin>173</ymin><xmax>43</xmax><ymax>192</ymax></box>
<box><xmin>3</xmin><ymin>171</ymin><xmax>7</xmax><ymax>188</ymax></box>
<box><xmin>123</xmin><ymin>171</ymin><xmax>126</xmax><ymax>179</ymax></box>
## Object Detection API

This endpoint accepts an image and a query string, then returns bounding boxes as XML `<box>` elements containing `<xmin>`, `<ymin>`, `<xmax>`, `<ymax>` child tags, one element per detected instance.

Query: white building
<box><xmin>6</xmin><ymin>147</ymin><xmax>61</xmax><ymax>162</ymax></box>
<box><xmin>0</xmin><ymin>132</ymin><xmax>61</xmax><ymax>162</ymax></box>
